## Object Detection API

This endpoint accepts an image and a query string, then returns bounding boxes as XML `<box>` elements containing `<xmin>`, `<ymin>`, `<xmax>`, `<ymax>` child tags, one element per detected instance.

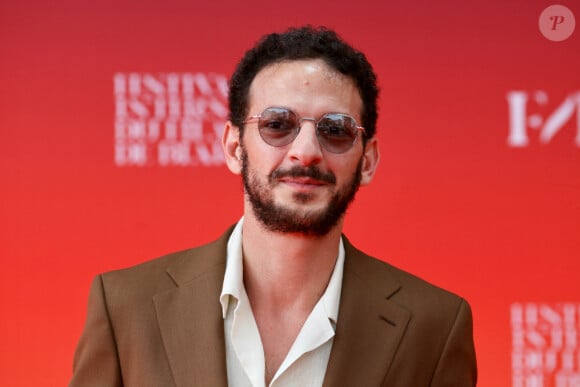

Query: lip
<box><xmin>278</xmin><ymin>176</ymin><xmax>327</xmax><ymax>188</ymax></box>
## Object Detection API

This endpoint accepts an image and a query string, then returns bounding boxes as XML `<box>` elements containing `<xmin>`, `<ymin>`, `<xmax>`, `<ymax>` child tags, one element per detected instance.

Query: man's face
<box><xmin>240</xmin><ymin>59</ymin><xmax>368</xmax><ymax>236</ymax></box>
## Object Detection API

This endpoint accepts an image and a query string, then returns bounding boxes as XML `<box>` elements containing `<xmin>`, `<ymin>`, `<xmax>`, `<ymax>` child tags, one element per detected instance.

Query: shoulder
<box><xmin>343</xmin><ymin>243</ymin><xmax>477</xmax><ymax>384</ymax></box>
<box><xmin>343</xmin><ymin>238</ymin><xmax>469</xmax><ymax>319</ymax></box>
<box><xmin>97</xmin><ymin>227</ymin><xmax>233</xmax><ymax>304</ymax></box>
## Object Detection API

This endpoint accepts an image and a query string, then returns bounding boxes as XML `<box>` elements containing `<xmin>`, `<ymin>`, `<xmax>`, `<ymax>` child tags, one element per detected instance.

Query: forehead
<box><xmin>247</xmin><ymin>59</ymin><xmax>362</xmax><ymax>117</ymax></box>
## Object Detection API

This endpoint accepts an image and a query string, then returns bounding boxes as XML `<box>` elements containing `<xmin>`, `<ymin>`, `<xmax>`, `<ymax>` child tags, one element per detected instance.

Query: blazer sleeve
<box><xmin>430</xmin><ymin>299</ymin><xmax>478</xmax><ymax>386</ymax></box>
<box><xmin>69</xmin><ymin>275</ymin><xmax>123</xmax><ymax>387</ymax></box>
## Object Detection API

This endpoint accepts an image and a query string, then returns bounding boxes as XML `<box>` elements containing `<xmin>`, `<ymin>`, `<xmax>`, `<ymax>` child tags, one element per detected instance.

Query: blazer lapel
<box><xmin>153</xmin><ymin>230</ymin><xmax>233</xmax><ymax>387</ymax></box>
<box><xmin>150</xmin><ymin>229</ymin><xmax>408</xmax><ymax>386</ymax></box>
<box><xmin>323</xmin><ymin>239</ymin><xmax>411</xmax><ymax>387</ymax></box>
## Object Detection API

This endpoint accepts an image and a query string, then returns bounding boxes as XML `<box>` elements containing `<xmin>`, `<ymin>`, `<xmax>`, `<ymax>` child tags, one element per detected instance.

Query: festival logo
<box><xmin>507</xmin><ymin>91</ymin><xmax>580</xmax><ymax>147</ymax></box>
<box><xmin>512</xmin><ymin>303</ymin><xmax>580</xmax><ymax>386</ymax></box>
<box><xmin>114</xmin><ymin>72</ymin><xmax>228</xmax><ymax>167</ymax></box>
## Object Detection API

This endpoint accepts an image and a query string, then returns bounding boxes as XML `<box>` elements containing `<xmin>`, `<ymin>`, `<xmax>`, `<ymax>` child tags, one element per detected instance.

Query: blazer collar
<box><xmin>153</xmin><ymin>227</ymin><xmax>234</xmax><ymax>387</ymax></box>
<box><xmin>152</xmin><ymin>228</ymin><xmax>409</xmax><ymax>387</ymax></box>
<box><xmin>323</xmin><ymin>238</ymin><xmax>410</xmax><ymax>386</ymax></box>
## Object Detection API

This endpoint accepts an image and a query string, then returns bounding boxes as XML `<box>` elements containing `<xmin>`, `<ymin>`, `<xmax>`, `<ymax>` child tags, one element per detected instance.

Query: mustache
<box><xmin>270</xmin><ymin>166</ymin><xmax>336</xmax><ymax>184</ymax></box>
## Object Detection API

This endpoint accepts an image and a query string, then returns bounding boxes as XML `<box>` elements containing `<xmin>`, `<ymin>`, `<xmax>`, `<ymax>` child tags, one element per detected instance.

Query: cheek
<box><xmin>331</xmin><ymin>155</ymin><xmax>361</xmax><ymax>181</ymax></box>
<box><xmin>243</xmin><ymin>140</ymin><xmax>284</xmax><ymax>175</ymax></box>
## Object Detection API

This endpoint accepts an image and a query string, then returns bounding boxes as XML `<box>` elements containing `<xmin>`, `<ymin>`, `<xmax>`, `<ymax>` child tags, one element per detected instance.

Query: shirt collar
<box><xmin>220</xmin><ymin>218</ymin><xmax>245</xmax><ymax>318</ymax></box>
<box><xmin>219</xmin><ymin>217</ymin><xmax>345</xmax><ymax>324</ymax></box>
<box><xmin>323</xmin><ymin>239</ymin><xmax>344</xmax><ymax>326</ymax></box>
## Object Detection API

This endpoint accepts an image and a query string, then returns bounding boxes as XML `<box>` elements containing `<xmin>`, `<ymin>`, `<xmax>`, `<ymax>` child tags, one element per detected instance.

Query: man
<box><xmin>70</xmin><ymin>26</ymin><xmax>477</xmax><ymax>386</ymax></box>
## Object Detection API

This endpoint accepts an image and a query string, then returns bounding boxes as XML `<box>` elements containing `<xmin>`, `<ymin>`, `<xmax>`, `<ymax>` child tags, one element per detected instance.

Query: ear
<box><xmin>360</xmin><ymin>137</ymin><xmax>380</xmax><ymax>186</ymax></box>
<box><xmin>222</xmin><ymin>120</ymin><xmax>243</xmax><ymax>175</ymax></box>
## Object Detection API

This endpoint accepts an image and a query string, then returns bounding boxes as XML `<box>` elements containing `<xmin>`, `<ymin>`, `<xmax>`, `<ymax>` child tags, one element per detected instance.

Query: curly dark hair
<box><xmin>228</xmin><ymin>26</ymin><xmax>379</xmax><ymax>140</ymax></box>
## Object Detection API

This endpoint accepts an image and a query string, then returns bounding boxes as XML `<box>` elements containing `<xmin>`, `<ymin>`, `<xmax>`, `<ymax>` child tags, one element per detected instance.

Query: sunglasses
<box><xmin>244</xmin><ymin>107</ymin><xmax>366</xmax><ymax>154</ymax></box>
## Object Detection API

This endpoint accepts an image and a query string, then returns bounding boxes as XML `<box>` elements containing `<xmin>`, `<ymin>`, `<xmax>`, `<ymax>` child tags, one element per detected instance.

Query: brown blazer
<box><xmin>70</xmin><ymin>228</ymin><xmax>477</xmax><ymax>386</ymax></box>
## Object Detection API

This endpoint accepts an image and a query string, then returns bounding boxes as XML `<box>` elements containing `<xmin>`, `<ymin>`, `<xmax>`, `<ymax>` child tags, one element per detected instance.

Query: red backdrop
<box><xmin>1</xmin><ymin>1</ymin><xmax>578</xmax><ymax>386</ymax></box>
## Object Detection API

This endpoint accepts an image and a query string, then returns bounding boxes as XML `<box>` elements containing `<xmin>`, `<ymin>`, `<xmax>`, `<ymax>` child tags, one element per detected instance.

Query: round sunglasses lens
<box><xmin>317</xmin><ymin>115</ymin><xmax>358</xmax><ymax>153</ymax></box>
<box><xmin>258</xmin><ymin>108</ymin><xmax>298</xmax><ymax>146</ymax></box>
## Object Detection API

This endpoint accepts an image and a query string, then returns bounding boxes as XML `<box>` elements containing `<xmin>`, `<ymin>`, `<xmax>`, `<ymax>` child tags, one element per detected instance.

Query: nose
<box><xmin>286</xmin><ymin>119</ymin><xmax>323</xmax><ymax>165</ymax></box>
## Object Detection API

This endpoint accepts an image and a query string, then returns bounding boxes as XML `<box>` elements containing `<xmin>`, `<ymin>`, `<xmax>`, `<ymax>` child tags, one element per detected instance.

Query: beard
<box><xmin>241</xmin><ymin>148</ymin><xmax>362</xmax><ymax>237</ymax></box>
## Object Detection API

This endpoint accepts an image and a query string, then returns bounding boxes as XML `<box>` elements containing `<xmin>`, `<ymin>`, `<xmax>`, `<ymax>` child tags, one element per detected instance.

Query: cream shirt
<box><xmin>219</xmin><ymin>219</ymin><xmax>345</xmax><ymax>387</ymax></box>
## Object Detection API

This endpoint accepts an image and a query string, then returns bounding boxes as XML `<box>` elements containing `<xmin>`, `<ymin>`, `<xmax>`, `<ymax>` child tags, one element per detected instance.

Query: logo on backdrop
<box><xmin>511</xmin><ymin>303</ymin><xmax>580</xmax><ymax>387</ymax></box>
<box><xmin>539</xmin><ymin>5</ymin><xmax>576</xmax><ymax>42</ymax></box>
<box><xmin>114</xmin><ymin>73</ymin><xmax>228</xmax><ymax>167</ymax></box>
<box><xmin>506</xmin><ymin>91</ymin><xmax>580</xmax><ymax>147</ymax></box>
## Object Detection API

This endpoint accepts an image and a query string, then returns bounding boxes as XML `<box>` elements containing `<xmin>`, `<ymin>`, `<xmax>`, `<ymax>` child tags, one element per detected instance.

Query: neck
<box><xmin>241</xmin><ymin>212</ymin><xmax>343</xmax><ymax>311</ymax></box>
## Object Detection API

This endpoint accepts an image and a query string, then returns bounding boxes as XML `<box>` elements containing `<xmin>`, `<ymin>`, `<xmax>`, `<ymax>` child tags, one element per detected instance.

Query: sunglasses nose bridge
<box><xmin>297</xmin><ymin>116</ymin><xmax>318</xmax><ymax>130</ymax></box>
<box><xmin>295</xmin><ymin>117</ymin><xmax>322</xmax><ymax>143</ymax></box>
